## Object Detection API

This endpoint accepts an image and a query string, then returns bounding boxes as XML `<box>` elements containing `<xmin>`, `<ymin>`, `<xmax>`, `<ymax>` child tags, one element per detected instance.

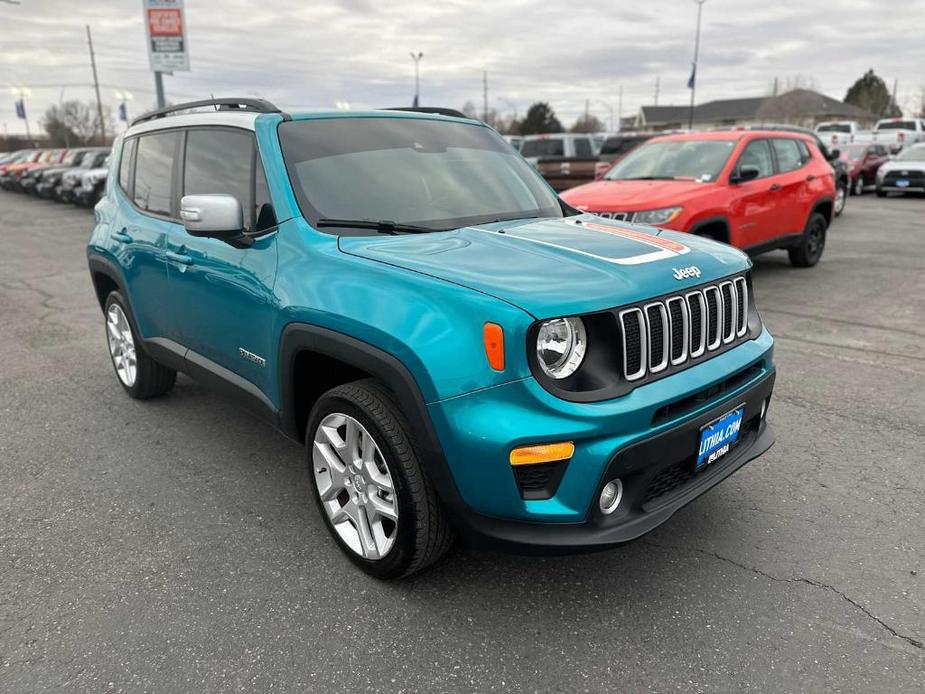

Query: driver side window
<box><xmin>736</xmin><ymin>139</ymin><xmax>774</xmax><ymax>179</ymax></box>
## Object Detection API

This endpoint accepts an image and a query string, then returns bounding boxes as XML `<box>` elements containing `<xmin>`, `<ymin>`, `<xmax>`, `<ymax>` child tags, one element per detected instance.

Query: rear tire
<box><xmin>833</xmin><ymin>182</ymin><xmax>847</xmax><ymax>216</ymax></box>
<box><xmin>788</xmin><ymin>212</ymin><xmax>827</xmax><ymax>268</ymax></box>
<box><xmin>852</xmin><ymin>176</ymin><xmax>865</xmax><ymax>196</ymax></box>
<box><xmin>876</xmin><ymin>188</ymin><xmax>887</xmax><ymax>198</ymax></box>
<box><xmin>104</xmin><ymin>292</ymin><xmax>176</xmax><ymax>399</ymax></box>
<box><xmin>306</xmin><ymin>379</ymin><xmax>454</xmax><ymax>579</ymax></box>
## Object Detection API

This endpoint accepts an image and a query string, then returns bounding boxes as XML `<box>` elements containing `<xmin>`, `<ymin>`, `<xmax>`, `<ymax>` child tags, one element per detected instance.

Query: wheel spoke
<box><xmin>353</xmin><ymin>503</ymin><xmax>377</xmax><ymax>558</ymax></box>
<box><xmin>368</xmin><ymin>493</ymin><xmax>397</xmax><ymax>521</ymax></box>
<box><xmin>364</xmin><ymin>458</ymin><xmax>392</xmax><ymax>492</ymax></box>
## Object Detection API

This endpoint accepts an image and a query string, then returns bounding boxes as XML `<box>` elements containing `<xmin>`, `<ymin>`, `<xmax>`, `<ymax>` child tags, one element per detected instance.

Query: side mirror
<box><xmin>180</xmin><ymin>194</ymin><xmax>250</xmax><ymax>245</ymax></box>
<box><xmin>828</xmin><ymin>148</ymin><xmax>841</xmax><ymax>161</ymax></box>
<box><xmin>731</xmin><ymin>165</ymin><xmax>760</xmax><ymax>184</ymax></box>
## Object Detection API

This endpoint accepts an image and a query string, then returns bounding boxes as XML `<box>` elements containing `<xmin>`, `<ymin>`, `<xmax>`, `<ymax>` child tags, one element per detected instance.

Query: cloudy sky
<box><xmin>1</xmin><ymin>0</ymin><xmax>923</xmax><ymax>136</ymax></box>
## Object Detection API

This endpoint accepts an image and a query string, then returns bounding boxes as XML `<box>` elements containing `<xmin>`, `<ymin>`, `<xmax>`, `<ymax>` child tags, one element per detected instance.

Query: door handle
<box><xmin>165</xmin><ymin>250</ymin><xmax>193</xmax><ymax>266</ymax></box>
<box><xmin>769</xmin><ymin>183</ymin><xmax>782</xmax><ymax>192</ymax></box>
<box><xmin>111</xmin><ymin>229</ymin><xmax>133</xmax><ymax>243</ymax></box>
<box><xmin>805</xmin><ymin>174</ymin><xmax>816</xmax><ymax>181</ymax></box>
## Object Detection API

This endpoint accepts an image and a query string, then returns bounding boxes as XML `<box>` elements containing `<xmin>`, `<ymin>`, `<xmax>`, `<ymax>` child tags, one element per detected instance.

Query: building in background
<box><xmin>635</xmin><ymin>89</ymin><xmax>876</xmax><ymax>131</ymax></box>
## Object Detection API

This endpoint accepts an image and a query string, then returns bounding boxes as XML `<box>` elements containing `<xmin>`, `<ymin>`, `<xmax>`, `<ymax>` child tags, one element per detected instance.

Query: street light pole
<box><xmin>410</xmin><ymin>52</ymin><xmax>423</xmax><ymax>107</ymax></box>
<box><xmin>688</xmin><ymin>0</ymin><xmax>706</xmax><ymax>130</ymax></box>
<box><xmin>86</xmin><ymin>25</ymin><xmax>106</xmax><ymax>144</ymax></box>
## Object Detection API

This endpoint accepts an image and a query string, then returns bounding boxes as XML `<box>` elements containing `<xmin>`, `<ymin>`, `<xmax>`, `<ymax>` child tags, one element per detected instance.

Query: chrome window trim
<box><xmin>686</xmin><ymin>291</ymin><xmax>707</xmax><ymax>358</ymax></box>
<box><xmin>666</xmin><ymin>296</ymin><xmax>689</xmax><ymax>366</ymax></box>
<box><xmin>644</xmin><ymin>302</ymin><xmax>669</xmax><ymax>374</ymax></box>
<box><xmin>619</xmin><ymin>308</ymin><xmax>648</xmax><ymax>381</ymax></box>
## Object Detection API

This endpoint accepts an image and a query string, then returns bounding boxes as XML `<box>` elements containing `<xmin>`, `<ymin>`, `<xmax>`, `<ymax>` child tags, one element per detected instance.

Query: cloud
<box><xmin>1</xmin><ymin>0</ymin><xmax>923</xmax><ymax>136</ymax></box>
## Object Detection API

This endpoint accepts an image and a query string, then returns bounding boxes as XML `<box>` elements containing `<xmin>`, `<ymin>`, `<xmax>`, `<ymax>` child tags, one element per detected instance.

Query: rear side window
<box><xmin>118</xmin><ymin>139</ymin><xmax>135</xmax><ymax>193</ymax></box>
<box><xmin>876</xmin><ymin>120</ymin><xmax>916</xmax><ymax>131</ymax></box>
<box><xmin>772</xmin><ymin>139</ymin><xmax>804</xmax><ymax>172</ymax></box>
<box><xmin>574</xmin><ymin>138</ymin><xmax>592</xmax><ymax>158</ymax></box>
<box><xmin>134</xmin><ymin>132</ymin><xmax>179</xmax><ymax>216</ymax></box>
<box><xmin>183</xmin><ymin>128</ymin><xmax>254</xmax><ymax>231</ymax></box>
<box><xmin>795</xmin><ymin>139</ymin><xmax>811</xmax><ymax>164</ymax></box>
<box><xmin>737</xmin><ymin>139</ymin><xmax>774</xmax><ymax>178</ymax></box>
<box><xmin>521</xmin><ymin>139</ymin><xmax>564</xmax><ymax>157</ymax></box>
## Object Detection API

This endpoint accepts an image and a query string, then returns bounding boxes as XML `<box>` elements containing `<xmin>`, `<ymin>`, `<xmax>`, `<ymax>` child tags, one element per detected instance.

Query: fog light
<box><xmin>599</xmin><ymin>479</ymin><xmax>623</xmax><ymax>514</ymax></box>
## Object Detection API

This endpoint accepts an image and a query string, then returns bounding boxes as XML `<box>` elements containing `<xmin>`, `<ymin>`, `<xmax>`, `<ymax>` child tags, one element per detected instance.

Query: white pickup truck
<box><xmin>816</xmin><ymin>118</ymin><xmax>925</xmax><ymax>153</ymax></box>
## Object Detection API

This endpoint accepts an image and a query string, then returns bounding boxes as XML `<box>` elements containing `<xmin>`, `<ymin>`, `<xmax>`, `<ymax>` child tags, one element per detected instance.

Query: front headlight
<box><xmin>632</xmin><ymin>206</ymin><xmax>683</xmax><ymax>225</ymax></box>
<box><xmin>536</xmin><ymin>317</ymin><xmax>587</xmax><ymax>379</ymax></box>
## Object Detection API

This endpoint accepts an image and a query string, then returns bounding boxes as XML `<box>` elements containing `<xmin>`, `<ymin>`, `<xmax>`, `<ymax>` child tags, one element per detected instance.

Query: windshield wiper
<box><xmin>316</xmin><ymin>218</ymin><xmax>439</xmax><ymax>234</ymax></box>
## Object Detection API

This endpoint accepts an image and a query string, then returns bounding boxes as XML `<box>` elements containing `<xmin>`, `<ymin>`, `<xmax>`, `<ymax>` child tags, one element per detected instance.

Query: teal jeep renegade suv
<box><xmin>87</xmin><ymin>98</ymin><xmax>776</xmax><ymax>578</ymax></box>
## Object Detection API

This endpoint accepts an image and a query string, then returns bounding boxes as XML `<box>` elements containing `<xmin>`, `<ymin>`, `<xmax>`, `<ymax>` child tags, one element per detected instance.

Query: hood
<box><xmin>879</xmin><ymin>159</ymin><xmax>925</xmax><ymax>174</ymax></box>
<box><xmin>338</xmin><ymin>216</ymin><xmax>750</xmax><ymax>319</ymax></box>
<box><xmin>562</xmin><ymin>179</ymin><xmax>717</xmax><ymax>211</ymax></box>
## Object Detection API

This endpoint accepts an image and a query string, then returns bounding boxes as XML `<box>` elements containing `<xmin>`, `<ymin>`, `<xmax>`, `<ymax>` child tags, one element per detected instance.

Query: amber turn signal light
<box><xmin>483</xmin><ymin>322</ymin><xmax>505</xmax><ymax>371</ymax></box>
<box><xmin>509</xmin><ymin>441</ymin><xmax>576</xmax><ymax>466</ymax></box>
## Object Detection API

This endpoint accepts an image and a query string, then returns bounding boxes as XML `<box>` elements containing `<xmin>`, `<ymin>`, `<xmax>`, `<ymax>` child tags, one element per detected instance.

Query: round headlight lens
<box><xmin>536</xmin><ymin>317</ymin><xmax>587</xmax><ymax>379</ymax></box>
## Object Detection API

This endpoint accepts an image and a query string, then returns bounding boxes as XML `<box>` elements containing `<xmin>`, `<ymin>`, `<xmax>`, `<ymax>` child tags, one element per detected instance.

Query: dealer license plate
<box><xmin>697</xmin><ymin>405</ymin><xmax>744</xmax><ymax>471</ymax></box>
<box><xmin>896</xmin><ymin>179</ymin><xmax>910</xmax><ymax>188</ymax></box>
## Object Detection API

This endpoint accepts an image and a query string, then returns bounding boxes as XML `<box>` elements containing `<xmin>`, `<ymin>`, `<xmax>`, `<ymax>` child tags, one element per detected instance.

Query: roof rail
<box><xmin>384</xmin><ymin>107</ymin><xmax>470</xmax><ymax>119</ymax></box>
<box><xmin>131</xmin><ymin>97</ymin><xmax>286</xmax><ymax>126</ymax></box>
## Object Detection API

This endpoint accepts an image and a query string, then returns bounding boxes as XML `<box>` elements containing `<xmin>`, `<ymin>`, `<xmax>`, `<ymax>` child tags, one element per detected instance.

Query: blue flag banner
<box><xmin>15</xmin><ymin>99</ymin><xmax>26</xmax><ymax>119</ymax></box>
<box><xmin>118</xmin><ymin>103</ymin><xmax>128</xmax><ymax>122</ymax></box>
<box><xmin>687</xmin><ymin>63</ymin><xmax>696</xmax><ymax>90</ymax></box>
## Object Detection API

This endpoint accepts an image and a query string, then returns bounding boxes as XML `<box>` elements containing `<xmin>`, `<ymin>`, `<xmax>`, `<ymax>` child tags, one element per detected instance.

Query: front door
<box><xmin>727</xmin><ymin>138</ymin><xmax>779</xmax><ymax>248</ymax></box>
<box><xmin>165</xmin><ymin>127</ymin><xmax>279</xmax><ymax>401</ymax></box>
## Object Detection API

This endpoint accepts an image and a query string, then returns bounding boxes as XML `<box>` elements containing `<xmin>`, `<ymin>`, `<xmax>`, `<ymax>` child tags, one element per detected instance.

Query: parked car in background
<box><xmin>503</xmin><ymin>135</ymin><xmax>523</xmax><ymax>151</ymax></box>
<box><xmin>35</xmin><ymin>148</ymin><xmax>110</xmax><ymax>199</ymax></box>
<box><xmin>0</xmin><ymin>149</ymin><xmax>40</xmax><ymax>175</ymax></box>
<box><xmin>19</xmin><ymin>148</ymin><xmax>98</xmax><ymax>195</ymax></box>
<box><xmin>815</xmin><ymin>121</ymin><xmax>863</xmax><ymax>148</ymax></box>
<box><xmin>855</xmin><ymin>118</ymin><xmax>925</xmax><ymax>151</ymax></box>
<box><xmin>594</xmin><ymin>132</ymin><xmax>655</xmax><ymax>178</ymax></box>
<box><xmin>0</xmin><ymin>149</ymin><xmax>67</xmax><ymax>190</ymax></box>
<box><xmin>74</xmin><ymin>158</ymin><xmax>110</xmax><ymax>207</ymax></box>
<box><xmin>876</xmin><ymin>143</ymin><xmax>925</xmax><ymax>196</ymax></box>
<box><xmin>562</xmin><ymin>129</ymin><xmax>836</xmax><ymax>267</ymax></box>
<box><xmin>840</xmin><ymin>143</ymin><xmax>890</xmax><ymax>195</ymax></box>
<box><xmin>520</xmin><ymin>133</ymin><xmax>599</xmax><ymax>191</ymax></box>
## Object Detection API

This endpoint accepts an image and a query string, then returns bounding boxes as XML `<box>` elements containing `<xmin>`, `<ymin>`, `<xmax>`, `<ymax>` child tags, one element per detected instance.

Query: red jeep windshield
<box><xmin>604</xmin><ymin>139</ymin><xmax>735</xmax><ymax>182</ymax></box>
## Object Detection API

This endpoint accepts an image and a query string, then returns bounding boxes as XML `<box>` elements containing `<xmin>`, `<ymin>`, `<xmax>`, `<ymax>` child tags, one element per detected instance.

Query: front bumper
<box><xmin>427</xmin><ymin>328</ymin><xmax>776</xmax><ymax>551</ymax></box>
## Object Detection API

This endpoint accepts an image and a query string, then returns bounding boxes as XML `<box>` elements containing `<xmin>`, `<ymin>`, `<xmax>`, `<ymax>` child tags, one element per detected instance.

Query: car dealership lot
<box><xmin>0</xmin><ymin>193</ymin><xmax>922</xmax><ymax>691</ymax></box>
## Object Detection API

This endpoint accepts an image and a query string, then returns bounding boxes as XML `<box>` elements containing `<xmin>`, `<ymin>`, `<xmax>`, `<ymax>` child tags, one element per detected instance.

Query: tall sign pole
<box><xmin>143</xmin><ymin>0</ymin><xmax>191</xmax><ymax>110</ymax></box>
<box><xmin>688</xmin><ymin>0</ymin><xmax>706</xmax><ymax>130</ymax></box>
<box><xmin>86</xmin><ymin>25</ymin><xmax>106</xmax><ymax>144</ymax></box>
<box><xmin>410</xmin><ymin>52</ymin><xmax>423</xmax><ymax>107</ymax></box>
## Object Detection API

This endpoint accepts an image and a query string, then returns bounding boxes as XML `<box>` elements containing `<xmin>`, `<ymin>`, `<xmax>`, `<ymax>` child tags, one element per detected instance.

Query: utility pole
<box><xmin>482</xmin><ymin>71</ymin><xmax>489</xmax><ymax>122</ymax></box>
<box><xmin>618</xmin><ymin>85</ymin><xmax>623</xmax><ymax>132</ymax></box>
<box><xmin>410</xmin><ymin>52</ymin><xmax>423</xmax><ymax>107</ymax></box>
<box><xmin>890</xmin><ymin>79</ymin><xmax>899</xmax><ymax>116</ymax></box>
<box><xmin>688</xmin><ymin>0</ymin><xmax>707</xmax><ymax>130</ymax></box>
<box><xmin>86</xmin><ymin>25</ymin><xmax>106</xmax><ymax>144</ymax></box>
<box><xmin>654</xmin><ymin>76</ymin><xmax>660</xmax><ymax>106</ymax></box>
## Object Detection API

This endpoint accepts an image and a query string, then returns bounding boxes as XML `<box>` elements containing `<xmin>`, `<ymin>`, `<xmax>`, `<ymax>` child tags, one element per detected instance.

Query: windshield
<box><xmin>604</xmin><ymin>139</ymin><xmax>735</xmax><ymax>181</ymax></box>
<box><xmin>600</xmin><ymin>135</ymin><xmax>648</xmax><ymax>156</ymax></box>
<box><xmin>817</xmin><ymin>124</ymin><xmax>851</xmax><ymax>133</ymax></box>
<box><xmin>896</xmin><ymin>145</ymin><xmax>925</xmax><ymax>161</ymax></box>
<box><xmin>877</xmin><ymin>121</ymin><xmax>916</xmax><ymax>131</ymax></box>
<box><xmin>842</xmin><ymin>145</ymin><xmax>868</xmax><ymax>160</ymax></box>
<box><xmin>279</xmin><ymin>117</ymin><xmax>563</xmax><ymax>234</ymax></box>
<box><xmin>520</xmin><ymin>138</ymin><xmax>565</xmax><ymax>158</ymax></box>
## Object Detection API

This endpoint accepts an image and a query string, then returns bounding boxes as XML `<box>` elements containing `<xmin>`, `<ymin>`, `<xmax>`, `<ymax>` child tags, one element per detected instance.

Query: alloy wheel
<box><xmin>853</xmin><ymin>177</ymin><xmax>864</xmax><ymax>196</ymax></box>
<box><xmin>834</xmin><ymin>185</ymin><xmax>846</xmax><ymax>214</ymax></box>
<box><xmin>106</xmin><ymin>304</ymin><xmax>137</xmax><ymax>387</ymax></box>
<box><xmin>807</xmin><ymin>218</ymin><xmax>825</xmax><ymax>262</ymax></box>
<box><xmin>312</xmin><ymin>413</ymin><xmax>398</xmax><ymax>560</ymax></box>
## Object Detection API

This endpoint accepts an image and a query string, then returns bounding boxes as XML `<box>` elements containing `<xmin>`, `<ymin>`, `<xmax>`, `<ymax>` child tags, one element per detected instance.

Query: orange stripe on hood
<box><xmin>581</xmin><ymin>222</ymin><xmax>689</xmax><ymax>254</ymax></box>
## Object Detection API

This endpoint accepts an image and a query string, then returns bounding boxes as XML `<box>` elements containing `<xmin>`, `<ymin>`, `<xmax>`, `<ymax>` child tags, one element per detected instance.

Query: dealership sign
<box><xmin>143</xmin><ymin>0</ymin><xmax>190</xmax><ymax>72</ymax></box>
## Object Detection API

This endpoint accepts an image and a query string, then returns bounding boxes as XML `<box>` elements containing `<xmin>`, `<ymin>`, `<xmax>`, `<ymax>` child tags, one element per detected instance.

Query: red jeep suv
<box><xmin>561</xmin><ymin>130</ymin><xmax>836</xmax><ymax>267</ymax></box>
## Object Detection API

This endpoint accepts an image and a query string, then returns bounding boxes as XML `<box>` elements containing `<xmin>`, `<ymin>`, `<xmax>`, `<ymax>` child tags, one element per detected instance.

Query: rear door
<box><xmin>727</xmin><ymin>138</ymin><xmax>778</xmax><ymax>248</ymax></box>
<box><xmin>770</xmin><ymin>137</ymin><xmax>811</xmax><ymax>235</ymax></box>
<box><xmin>112</xmin><ymin>131</ymin><xmax>181</xmax><ymax>341</ymax></box>
<box><xmin>164</xmin><ymin>126</ymin><xmax>279</xmax><ymax>398</ymax></box>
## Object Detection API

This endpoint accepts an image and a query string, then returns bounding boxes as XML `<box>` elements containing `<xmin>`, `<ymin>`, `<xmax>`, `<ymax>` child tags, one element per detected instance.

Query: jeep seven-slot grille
<box><xmin>619</xmin><ymin>277</ymin><xmax>748</xmax><ymax>382</ymax></box>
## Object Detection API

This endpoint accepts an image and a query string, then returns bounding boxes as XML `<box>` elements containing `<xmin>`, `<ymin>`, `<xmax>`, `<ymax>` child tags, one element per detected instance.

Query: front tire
<box><xmin>788</xmin><ymin>212</ymin><xmax>827</xmax><ymax>268</ymax></box>
<box><xmin>104</xmin><ymin>292</ymin><xmax>176</xmax><ymax>399</ymax></box>
<box><xmin>306</xmin><ymin>379</ymin><xmax>453</xmax><ymax>579</ymax></box>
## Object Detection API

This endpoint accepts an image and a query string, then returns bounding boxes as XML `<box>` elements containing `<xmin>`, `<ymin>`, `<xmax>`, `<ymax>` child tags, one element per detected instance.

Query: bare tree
<box><xmin>43</xmin><ymin>100</ymin><xmax>113</xmax><ymax>146</ymax></box>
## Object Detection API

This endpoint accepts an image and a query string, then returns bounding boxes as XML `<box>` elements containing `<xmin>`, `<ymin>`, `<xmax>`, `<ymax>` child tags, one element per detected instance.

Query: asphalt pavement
<box><xmin>1</xmin><ymin>190</ymin><xmax>923</xmax><ymax>693</ymax></box>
